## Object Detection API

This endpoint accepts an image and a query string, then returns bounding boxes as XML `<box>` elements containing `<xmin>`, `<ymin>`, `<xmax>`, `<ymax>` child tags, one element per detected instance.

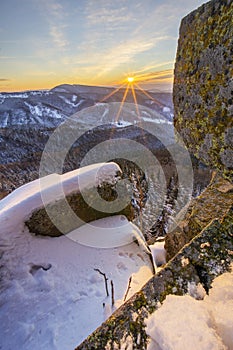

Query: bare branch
<box><xmin>123</xmin><ymin>276</ymin><xmax>132</xmax><ymax>302</ymax></box>
<box><xmin>94</xmin><ymin>268</ymin><xmax>109</xmax><ymax>297</ymax></box>
<box><xmin>111</xmin><ymin>280</ymin><xmax>114</xmax><ymax>307</ymax></box>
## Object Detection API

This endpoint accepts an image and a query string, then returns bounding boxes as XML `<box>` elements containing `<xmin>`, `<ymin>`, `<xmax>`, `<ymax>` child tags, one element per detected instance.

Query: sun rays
<box><xmin>98</xmin><ymin>74</ymin><xmax>165</xmax><ymax>123</ymax></box>
<box><xmin>115</xmin><ymin>83</ymin><xmax>130</xmax><ymax>121</ymax></box>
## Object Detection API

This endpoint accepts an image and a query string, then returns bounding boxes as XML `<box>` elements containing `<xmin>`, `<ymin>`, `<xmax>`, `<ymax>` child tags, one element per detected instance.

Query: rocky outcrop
<box><xmin>173</xmin><ymin>0</ymin><xmax>233</xmax><ymax>181</ymax></box>
<box><xmin>165</xmin><ymin>172</ymin><xmax>233</xmax><ymax>260</ymax></box>
<box><xmin>76</xmin><ymin>206</ymin><xmax>233</xmax><ymax>350</ymax></box>
<box><xmin>166</xmin><ymin>0</ymin><xmax>233</xmax><ymax>261</ymax></box>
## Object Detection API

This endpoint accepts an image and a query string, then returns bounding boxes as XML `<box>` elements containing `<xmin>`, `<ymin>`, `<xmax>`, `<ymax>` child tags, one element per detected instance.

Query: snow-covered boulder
<box><xmin>0</xmin><ymin>162</ymin><xmax>135</xmax><ymax>237</ymax></box>
<box><xmin>25</xmin><ymin>162</ymin><xmax>135</xmax><ymax>237</ymax></box>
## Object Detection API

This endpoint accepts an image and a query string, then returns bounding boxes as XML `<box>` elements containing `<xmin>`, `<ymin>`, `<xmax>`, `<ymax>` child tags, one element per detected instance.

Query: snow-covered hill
<box><xmin>0</xmin><ymin>84</ymin><xmax>173</xmax><ymax>129</ymax></box>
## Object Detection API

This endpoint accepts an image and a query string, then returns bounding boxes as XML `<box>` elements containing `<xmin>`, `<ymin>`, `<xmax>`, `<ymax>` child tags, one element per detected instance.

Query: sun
<box><xmin>127</xmin><ymin>76</ymin><xmax>134</xmax><ymax>83</ymax></box>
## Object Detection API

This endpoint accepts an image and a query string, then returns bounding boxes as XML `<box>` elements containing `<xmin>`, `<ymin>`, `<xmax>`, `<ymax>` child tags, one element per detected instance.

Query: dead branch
<box><xmin>123</xmin><ymin>276</ymin><xmax>132</xmax><ymax>301</ymax></box>
<box><xmin>94</xmin><ymin>268</ymin><xmax>109</xmax><ymax>297</ymax></box>
<box><xmin>111</xmin><ymin>280</ymin><xmax>114</xmax><ymax>307</ymax></box>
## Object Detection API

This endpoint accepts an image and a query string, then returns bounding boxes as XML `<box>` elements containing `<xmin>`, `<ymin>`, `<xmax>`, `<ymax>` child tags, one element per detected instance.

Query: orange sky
<box><xmin>0</xmin><ymin>0</ymin><xmax>205</xmax><ymax>92</ymax></box>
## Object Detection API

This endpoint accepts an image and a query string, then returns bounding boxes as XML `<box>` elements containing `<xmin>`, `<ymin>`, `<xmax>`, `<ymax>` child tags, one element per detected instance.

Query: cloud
<box><xmin>92</xmin><ymin>35</ymin><xmax>171</xmax><ymax>80</ymax></box>
<box><xmin>41</xmin><ymin>0</ymin><xmax>69</xmax><ymax>49</ymax></box>
<box><xmin>62</xmin><ymin>36</ymin><xmax>156</xmax><ymax>72</ymax></box>
<box><xmin>41</xmin><ymin>0</ymin><xmax>64</xmax><ymax>19</ymax></box>
<box><xmin>134</xmin><ymin>69</ymin><xmax>174</xmax><ymax>83</ymax></box>
<box><xmin>76</xmin><ymin>39</ymin><xmax>155</xmax><ymax>82</ymax></box>
<box><xmin>26</xmin><ymin>70</ymin><xmax>56</xmax><ymax>77</ymax></box>
<box><xmin>0</xmin><ymin>56</ymin><xmax>16</xmax><ymax>59</ymax></box>
<box><xmin>85</xmin><ymin>0</ymin><xmax>130</xmax><ymax>22</ymax></box>
<box><xmin>49</xmin><ymin>25</ymin><xmax>68</xmax><ymax>49</ymax></box>
<box><xmin>0</xmin><ymin>78</ymin><xmax>11</xmax><ymax>89</ymax></box>
<box><xmin>86</xmin><ymin>6</ymin><xmax>132</xmax><ymax>26</ymax></box>
<box><xmin>134</xmin><ymin>61</ymin><xmax>174</xmax><ymax>74</ymax></box>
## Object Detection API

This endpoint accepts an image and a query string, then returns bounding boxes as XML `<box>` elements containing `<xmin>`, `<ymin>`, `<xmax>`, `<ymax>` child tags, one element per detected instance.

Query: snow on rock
<box><xmin>72</xmin><ymin>94</ymin><xmax>77</xmax><ymax>102</ymax></box>
<box><xmin>121</xmin><ymin>265</ymin><xmax>153</xmax><ymax>302</ymax></box>
<box><xmin>146</xmin><ymin>266</ymin><xmax>233</xmax><ymax>350</ymax></box>
<box><xmin>187</xmin><ymin>281</ymin><xmax>206</xmax><ymax>300</ymax></box>
<box><xmin>162</xmin><ymin>106</ymin><xmax>170</xmax><ymax>113</ymax></box>
<box><xmin>149</xmin><ymin>240</ymin><xmax>166</xmax><ymax>269</ymax></box>
<box><xmin>0</xmin><ymin>163</ymin><xmax>154</xmax><ymax>350</ymax></box>
<box><xmin>1</xmin><ymin>112</ymin><xmax>9</xmax><ymax>127</ymax></box>
<box><xmin>146</xmin><ymin>295</ymin><xmax>226</xmax><ymax>350</ymax></box>
<box><xmin>25</xmin><ymin>162</ymin><xmax>134</xmax><ymax>238</ymax></box>
<box><xmin>204</xmin><ymin>270</ymin><xmax>233</xmax><ymax>349</ymax></box>
<box><xmin>0</xmin><ymin>162</ymin><xmax>121</xmax><ymax>219</ymax></box>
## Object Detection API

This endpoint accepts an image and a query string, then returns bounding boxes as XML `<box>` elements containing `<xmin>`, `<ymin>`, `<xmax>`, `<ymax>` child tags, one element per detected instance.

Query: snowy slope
<box><xmin>0</xmin><ymin>164</ymin><xmax>154</xmax><ymax>350</ymax></box>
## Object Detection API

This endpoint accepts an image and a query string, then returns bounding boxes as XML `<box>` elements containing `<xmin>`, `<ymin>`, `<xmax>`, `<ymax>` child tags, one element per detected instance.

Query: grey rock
<box><xmin>165</xmin><ymin>173</ymin><xmax>233</xmax><ymax>261</ymax></box>
<box><xmin>173</xmin><ymin>0</ymin><xmax>233</xmax><ymax>181</ymax></box>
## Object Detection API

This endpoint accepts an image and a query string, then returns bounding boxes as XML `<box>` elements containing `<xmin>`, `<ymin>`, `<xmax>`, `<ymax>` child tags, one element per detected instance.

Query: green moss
<box><xmin>174</xmin><ymin>1</ymin><xmax>233</xmax><ymax>181</ymax></box>
<box><xmin>133</xmin><ymin>292</ymin><xmax>147</xmax><ymax>311</ymax></box>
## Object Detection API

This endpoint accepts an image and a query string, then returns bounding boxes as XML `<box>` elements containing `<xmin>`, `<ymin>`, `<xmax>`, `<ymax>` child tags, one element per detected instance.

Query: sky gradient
<box><xmin>0</xmin><ymin>0</ymin><xmax>206</xmax><ymax>92</ymax></box>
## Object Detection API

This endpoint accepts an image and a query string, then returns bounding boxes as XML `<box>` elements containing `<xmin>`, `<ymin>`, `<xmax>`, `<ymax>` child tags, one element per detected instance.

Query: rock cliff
<box><xmin>166</xmin><ymin>0</ymin><xmax>233</xmax><ymax>260</ymax></box>
<box><xmin>173</xmin><ymin>0</ymin><xmax>233</xmax><ymax>181</ymax></box>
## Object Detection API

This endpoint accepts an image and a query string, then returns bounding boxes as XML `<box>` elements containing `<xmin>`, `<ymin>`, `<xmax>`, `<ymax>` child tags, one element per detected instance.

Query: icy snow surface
<box><xmin>0</xmin><ymin>163</ymin><xmax>154</xmax><ymax>350</ymax></box>
<box><xmin>146</xmin><ymin>265</ymin><xmax>233</xmax><ymax>350</ymax></box>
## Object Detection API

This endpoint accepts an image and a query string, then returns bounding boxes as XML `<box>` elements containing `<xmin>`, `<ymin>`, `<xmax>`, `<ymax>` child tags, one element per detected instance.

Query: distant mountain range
<box><xmin>0</xmin><ymin>83</ymin><xmax>175</xmax><ymax>198</ymax></box>
<box><xmin>0</xmin><ymin>84</ymin><xmax>173</xmax><ymax>129</ymax></box>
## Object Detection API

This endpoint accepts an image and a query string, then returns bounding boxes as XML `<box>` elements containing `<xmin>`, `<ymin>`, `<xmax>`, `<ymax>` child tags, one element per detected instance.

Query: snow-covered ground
<box><xmin>2</xmin><ymin>161</ymin><xmax>230</xmax><ymax>350</ymax></box>
<box><xmin>0</xmin><ymin>163</ymin><xmax>154</xmax><ymax>350</ymax></box>
<box><xmin>146</xmin><ymin>266</ymin><xmax>233</xmax><ymax>350</ymax></box>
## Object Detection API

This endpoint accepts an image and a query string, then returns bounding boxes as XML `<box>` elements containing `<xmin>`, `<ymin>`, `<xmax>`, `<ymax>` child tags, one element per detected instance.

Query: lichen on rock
<box><xmin>173</xmin><ymin>0</ymin><xmax>233</xmax><ymax>181</ymax></box>
<box><xmin>165</xmin><ymin>172</ymin><xmax>233</xmax><ymax>260</ymax></box>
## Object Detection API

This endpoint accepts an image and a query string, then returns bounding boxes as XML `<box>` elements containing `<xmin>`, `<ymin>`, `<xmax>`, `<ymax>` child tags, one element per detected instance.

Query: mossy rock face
<box><xmin>165</xmin><ymin>172</ymin><xmax>233</xmax><ymax>260</ymax></box>
<box><xmin>76</xmin><ymin>207</ymin><xmax>233</xmax><ymax>350</ymax></box>
<box><xmin>173</xmin><ymin>0</ymin><xmax>233</xmax><ymax>181</ymax></box>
